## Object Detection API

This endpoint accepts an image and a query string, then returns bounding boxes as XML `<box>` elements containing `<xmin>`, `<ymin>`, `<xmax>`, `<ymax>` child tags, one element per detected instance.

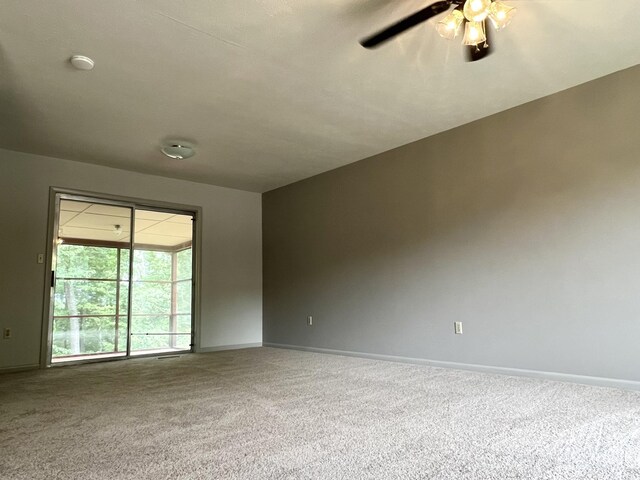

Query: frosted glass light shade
<box><xmin>463</xmin><ymin>21</ymin><xmax>486</xmax><ymax>46</ymax></box>
<box><xmin>161</xmin><ymin>143</ymin><xmax>195</xmax><ymax>159</ymax></box>
<box><xmin>463</xmin><ymin>0</ymin><xmax>491</xmax><ymax>22</ymax></box>
<box><xmin>489</xmin><ymin>1</ymin><xmax>516</xmax><ymax>30</ymax></box>
<box><xmin>436</xmin><ymin>10</ymin><xmax>464</xmax><ymax>40</ymax></box>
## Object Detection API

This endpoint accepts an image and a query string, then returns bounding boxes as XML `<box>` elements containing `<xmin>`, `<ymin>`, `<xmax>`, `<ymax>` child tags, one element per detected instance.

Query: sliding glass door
<box><xmin>130</xmin><ymin>209</ymin><xmax>194</xmax><ymax>356</ymax></box>
<box><xmin>48</xmin><ymin>194</ymin><xmax>195</xmax><ymax>364</ymax></box>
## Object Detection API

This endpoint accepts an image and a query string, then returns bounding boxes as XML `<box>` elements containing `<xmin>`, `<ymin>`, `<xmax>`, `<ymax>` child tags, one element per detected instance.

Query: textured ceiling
<box><xmin>0</xmin><ymin>1</ymin><xmax>639</xmax><ymax>192</ymax></box>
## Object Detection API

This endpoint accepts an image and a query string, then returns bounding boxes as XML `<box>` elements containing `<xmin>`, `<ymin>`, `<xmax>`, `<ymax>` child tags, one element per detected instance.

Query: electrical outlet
<box><xmin>37</xmin><ymin>253</ymin><xmax>45</xmax><ymax>264</ymax></box>
<box><xmin>307</xmin><ymin>316</ymin><xmax>313</xmax><ymax>326</ymax></box>
<box><xmin>3</xmin><ymin>328</ymin><xmax>11</xmax><ymax>339</ymax></box>
<box><xmin>454</xmin><ymin>322</ymin><xmax>463</xmax><ymax>335</ymax></box>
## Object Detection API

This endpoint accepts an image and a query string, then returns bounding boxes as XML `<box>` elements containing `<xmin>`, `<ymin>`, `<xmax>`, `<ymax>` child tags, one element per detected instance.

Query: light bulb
<box><xmin>463</xmin><ymin>21</ymin><xmax>486</xmax><ymax>46</ymax></box>
<box><xmin>463</xmin><ymin>0</ymin><xmax>491</xmax><ymax>22</ymax></box>
<box><xmin>114</xmin><ymin>224</ymin><xmax>123</xmax><ymax>236</ymax></box>
<box><xmin>489</xmin><ymin>1</ymin><xmax>516</xmax><ymax>30</ymax></box>
<box><xmin>436</xmin><ymin>10</ymin><xmax>464</xmax><ymax>40</ymax></box>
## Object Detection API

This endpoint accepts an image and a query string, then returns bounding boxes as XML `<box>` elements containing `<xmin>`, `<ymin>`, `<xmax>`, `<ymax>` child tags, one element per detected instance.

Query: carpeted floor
<box><xmin>1</xmin><ymin>347</ymin><xmax>639</xmax><ymax>479</ymax></box>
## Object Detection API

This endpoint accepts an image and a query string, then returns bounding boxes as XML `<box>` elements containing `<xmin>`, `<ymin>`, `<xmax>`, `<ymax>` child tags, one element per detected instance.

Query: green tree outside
<box><xmin>52</xmin><ymin>245</ymin><xmax>192</xmax><ymax>357</ymax></box>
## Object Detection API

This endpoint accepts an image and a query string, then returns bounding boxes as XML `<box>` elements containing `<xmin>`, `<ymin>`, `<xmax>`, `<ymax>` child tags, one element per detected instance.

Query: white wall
<box><xmin>0</xmin><ymin>148</ymin><xmax>262</xmax><ymax>370</ymax></box>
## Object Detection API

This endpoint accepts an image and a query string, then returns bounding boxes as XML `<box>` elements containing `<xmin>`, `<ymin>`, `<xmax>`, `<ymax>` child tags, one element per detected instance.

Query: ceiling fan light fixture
<box><xmin>463</xmin><ymin>0</ymin><xmax>491</xmax><ymax>22</ymax></box>
<box><xmin>488</xmin><ymin>1</ymin><xmax>516</xmax><ymax>30</ymax></box>
<box><xmin>436</xmin><ymin>9</ymin><xmax>464</xmax><ymax>40</ymax></box>
<box><xmin>358</xmin><ymin>0</ymin><xmax>517</xmax><ymax>61</ymax></box>
<box><xmin>463</xmin><ymin>20</ymin><xmax>486</xmax><ymax>46</ymax></box>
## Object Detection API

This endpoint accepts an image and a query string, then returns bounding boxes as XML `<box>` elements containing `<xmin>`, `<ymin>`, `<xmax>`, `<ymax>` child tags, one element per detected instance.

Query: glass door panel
<box><xmin>130</xmin><ymin>210</ymin><xmax>193</xmax><ymax>355</ymax></box>
<box><xmin>51</xmin><ymin>199</ymin><xmax>132</xmax><ymax>363</ymax></box>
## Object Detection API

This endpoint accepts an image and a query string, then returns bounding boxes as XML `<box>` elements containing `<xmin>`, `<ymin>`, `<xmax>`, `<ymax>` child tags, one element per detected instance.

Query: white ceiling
<box><xmin>0</xmin><ymin>1</ymin><xmax>638</xmax><ymax>192</ymax></box>
<box><xmin>59</xmin><ymin>200</ymin><xmax>192</xmax><ymax>247</ymax></box>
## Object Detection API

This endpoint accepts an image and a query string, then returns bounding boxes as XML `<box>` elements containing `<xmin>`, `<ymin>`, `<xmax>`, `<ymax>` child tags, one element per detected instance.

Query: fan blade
<box><xmin>360</xmin><ymin>0</ymin><xmax>452</xmax><ymax>49</ymax></box>
<box><xmin>466</xmin><ymin>22</ymin><xmax>493</xmax><ymax>62</ymax></box>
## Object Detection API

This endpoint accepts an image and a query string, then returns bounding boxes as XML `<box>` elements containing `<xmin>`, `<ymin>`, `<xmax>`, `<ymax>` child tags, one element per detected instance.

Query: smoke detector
<box><xmin>161</xmin><ymin>142</ymin><xmax>195</xmax><ymax>160</ymax></box>
<box><xmin>70</xmin><ymin>55</ymin><xmax>95</xmax><ymax>71</ymax></box>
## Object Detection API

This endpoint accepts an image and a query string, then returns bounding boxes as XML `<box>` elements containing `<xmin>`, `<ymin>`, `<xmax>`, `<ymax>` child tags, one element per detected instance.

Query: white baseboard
<box><xmin>0</xmin><ymin>364</ymin><xmax>39</xmax><ymax>374</ymax></box>
<box><xmin>198</xmin><ymin>342</ymin><xmax>262</xmax><ymax>353</ymax></box>
<box><xmin>263</xmin><ymin>343</ymin><xmax>640</xmax><ymax>392</ymax></box>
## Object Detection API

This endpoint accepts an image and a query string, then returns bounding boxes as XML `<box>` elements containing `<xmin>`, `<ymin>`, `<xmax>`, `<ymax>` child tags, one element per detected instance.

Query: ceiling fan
<box><xmin>359</xmin><ymin>0</ymin><xmax>516</xmax><ymax>62</ymax></box>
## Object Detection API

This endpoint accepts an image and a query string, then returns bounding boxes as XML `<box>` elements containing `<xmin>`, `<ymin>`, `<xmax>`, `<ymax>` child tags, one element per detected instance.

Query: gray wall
<box><xmin>263</xmin><ymin>65</ymin><xmax>640</xmax><ymax>383</ymax></box>
<box><xmin>0</xmin><ymin>149</ymin><xmax>262</xmax><ymax>370</ymax></box>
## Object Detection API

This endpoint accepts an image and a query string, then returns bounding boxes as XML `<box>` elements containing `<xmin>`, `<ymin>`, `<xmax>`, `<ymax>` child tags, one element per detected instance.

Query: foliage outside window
<box><xmin>52</xmin><ymin>244</ymin><xmax>192</xmax><ymax>358</ymax></box>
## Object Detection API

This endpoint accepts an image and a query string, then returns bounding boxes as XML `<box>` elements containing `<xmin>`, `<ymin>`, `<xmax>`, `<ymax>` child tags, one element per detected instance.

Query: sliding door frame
<box><xmin>40</xmin><ymin>187</ymin><xmax>202</xmax><ymax>368</ymax></box>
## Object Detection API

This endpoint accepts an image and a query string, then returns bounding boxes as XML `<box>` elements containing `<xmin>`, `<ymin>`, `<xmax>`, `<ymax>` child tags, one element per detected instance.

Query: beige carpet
<box><xmin>1</xmin><ymin>347</ymin><xmax>639</xmax><ymax>479</ymax></box>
